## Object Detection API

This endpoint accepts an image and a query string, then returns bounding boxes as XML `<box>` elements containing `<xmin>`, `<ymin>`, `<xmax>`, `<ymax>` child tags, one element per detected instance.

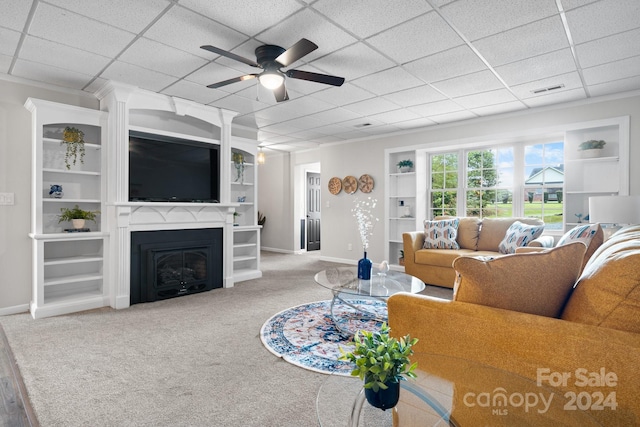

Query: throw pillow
<box><xmin>557</xmin><ymin>223</ymin><xmax>604</xmax><ymax>271</ymax></box>
<box><xmin>498</xmin><ymin>221</ymin><xmax>544</xmax><ymax>254</ymax></box>
<box><xmin>453</xmin><ymin>242</ymin><xmax>587</xmax><ymax>317</ymax></box>
<box><xmin>423</xmin><ymin>218</ymin><xmax>460</xmax><ymax>249</ymax></box>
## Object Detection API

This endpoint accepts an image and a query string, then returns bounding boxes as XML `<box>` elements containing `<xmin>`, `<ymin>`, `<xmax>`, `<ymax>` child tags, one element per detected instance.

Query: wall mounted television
<box><xmin>129</xmin><ymin>130</ymin><xmax>220</xmax><ymax>203</ymax></box>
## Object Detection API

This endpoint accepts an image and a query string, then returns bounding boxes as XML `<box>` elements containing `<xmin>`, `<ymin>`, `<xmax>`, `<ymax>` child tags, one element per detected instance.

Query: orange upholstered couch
<box><xmin>389</xmin><ymin>225</ymin><xmax>640</xmax><ymax>426</ymax></box>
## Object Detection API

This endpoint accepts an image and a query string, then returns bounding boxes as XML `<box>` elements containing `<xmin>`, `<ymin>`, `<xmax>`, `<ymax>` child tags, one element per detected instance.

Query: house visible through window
<box><xmin>428</xmin><ymin>140</ymin><xmax>564</xmax><ymax>229</ymax></box>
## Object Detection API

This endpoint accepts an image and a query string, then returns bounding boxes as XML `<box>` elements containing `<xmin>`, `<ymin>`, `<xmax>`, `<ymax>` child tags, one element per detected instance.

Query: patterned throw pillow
<box><xmin>498</xmin><ymin>221</ymin><xmax>544</xmax><ymax>254</ymax></box>
<box><xmin>557</xmin><ymin>223</ymin><xmax>599</xmax><ymax>247</ymax></box>
<box><xmin>423</xmin><ymin>219</ymin><xmax>460</xmax><ymax>249</ymax></box>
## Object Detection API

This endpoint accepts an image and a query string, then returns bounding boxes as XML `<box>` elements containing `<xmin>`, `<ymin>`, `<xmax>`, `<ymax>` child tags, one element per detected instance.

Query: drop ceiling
<box><xmin>2</xmin><ymin>0</ymin><xmax>640</xmax><ymax>152</ymax></box>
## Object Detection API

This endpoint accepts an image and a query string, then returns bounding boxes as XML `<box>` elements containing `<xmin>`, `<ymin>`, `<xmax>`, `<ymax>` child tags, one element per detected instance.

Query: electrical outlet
<box><xmin>0</xmin><ymin>193</ymin><xmax>14</xmax><ymax>205</ymax></box>
<box><xmin>347</xmin><ymin>243</ymin><xmax>352</xmax><ymax>251</ymax></box>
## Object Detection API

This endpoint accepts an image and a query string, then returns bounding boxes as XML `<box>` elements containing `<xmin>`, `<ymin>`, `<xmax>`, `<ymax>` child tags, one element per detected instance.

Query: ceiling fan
<box><xmin>200</xmin><ymin>38</ymin><xmax>345</xmax><ymax>102</ymax></box>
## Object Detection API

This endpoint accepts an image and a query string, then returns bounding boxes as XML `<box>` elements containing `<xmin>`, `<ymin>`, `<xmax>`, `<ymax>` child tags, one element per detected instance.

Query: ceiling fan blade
<box><xmin>200</xmin><ymin>45</ymin><xmax>259</xmax><ymax>68</ymax></box>
<box><xmin>273</xmin><ymin>84</ymin><xmax>289</xmax><ymax>102</ymax></box>
<box><xmin>286</xmin><ymin>69</ymin><xmax>345</xmax><ymax>87</ymax></box>
<box><xmin>207</xmin><ymin>74</ymin><xmax>258</xmax><ymax>89</ymax></box>
<box><xmin>275</xmin><ymin>38</ymin><xmax>318</xmax><ymax>67</ymax></box>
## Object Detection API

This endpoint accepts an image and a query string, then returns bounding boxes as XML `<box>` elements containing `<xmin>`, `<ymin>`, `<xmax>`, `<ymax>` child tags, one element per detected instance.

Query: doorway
<box><xmin>306</xmin><ymin>172</ymin><xmax>321</xmax><ymax>251</ymax></box>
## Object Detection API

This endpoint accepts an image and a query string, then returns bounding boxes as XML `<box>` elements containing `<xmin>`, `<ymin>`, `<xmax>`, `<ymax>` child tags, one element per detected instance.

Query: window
<box><xmin>428</xmin><ymin>140</ymin><xmax>564</xmax><ymax>228</ymax></box>
<box><xmin>523</xmin><ymin>142</ymin><xmax>564</xmax><ymax>230</ymax></box>
<box><xmin>430</xmin><ymin>153</ymin><xmax>458</xmax><ymax>218</ymax></box>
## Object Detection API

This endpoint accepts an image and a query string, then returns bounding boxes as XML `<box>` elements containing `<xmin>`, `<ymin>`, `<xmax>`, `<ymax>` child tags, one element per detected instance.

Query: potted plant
<box><xmin>399</xmin><ymin>250</ymin><xmax>405</xmax><ymax>266</ymax></box>
<box><xmin>396</xmin><ymin>159</ymin><xmax>414</xmax><ymax>173</ymax></box>
<box><xmin>232</xmin><ymin>151</ymin><xmax>245</xmax><ymax>183</ymax></box>
<box><xmin>258</xmin><ymin>211</ymin><xmax>266</xmax><ymax>226</ymax></box>
<box><xmin>61</xmin><ymin>126</ymin><xmax>86</xmax><ymax>170</ymax></box>
<box><xmin>339</xmin><ymin>323</ymin><xmax>418</xmax><ymax>410</ymax></box>
<box><xmin>233</xmin><ymin>211</ymin><xmax>241</xmax><ymax>226</ymax></box>
<box><xmin>58</xmin><ymin>205</ymin><xmax>99</xmax><ymax>229</ymax></box>
<box><xmin>578</xmin><ymin>140</ymin><xmax>606</xmax><ymax>158</ymax></box>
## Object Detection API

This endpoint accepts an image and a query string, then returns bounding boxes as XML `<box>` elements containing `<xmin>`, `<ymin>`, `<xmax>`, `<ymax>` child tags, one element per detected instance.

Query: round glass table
<box><xmin>317</xmin><ymin>353</ymin><xmax>604</xmax><ymax>427</ymax></box>
<box><xmin>314</xmin><ymin>267</ymin><xmax>425</xmax><ymax>335</ymax></box>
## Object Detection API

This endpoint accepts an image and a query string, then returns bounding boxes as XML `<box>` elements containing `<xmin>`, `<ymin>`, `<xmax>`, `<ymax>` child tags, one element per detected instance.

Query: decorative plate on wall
<box><xmin>342</xmin><ymin>175</ymin><xmax>358</xmax><ymax>194</ymax></box>
<box><xmin>358</xmin><ymin>174</ymin><xmax>374</xmax><ymax>193</ymax></box>
<box><xmin>328</xmin><ymin>177</ymin><xmax>342</xmax><ymax>195</ymax></box>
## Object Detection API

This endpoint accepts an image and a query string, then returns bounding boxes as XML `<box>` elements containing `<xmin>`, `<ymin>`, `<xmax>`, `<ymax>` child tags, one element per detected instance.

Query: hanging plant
<box><xmin>61</xmin><ymin>126</ymin><xmax>85</xmax><ymax>170</ymax></box>
<box><xmin>232</xmin><ymin>151</ymin><xmax>245</xmax><ymax>183</ymax></box>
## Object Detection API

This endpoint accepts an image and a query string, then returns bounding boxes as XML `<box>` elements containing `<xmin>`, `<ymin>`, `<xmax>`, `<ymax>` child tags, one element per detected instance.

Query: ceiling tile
<box><xmin>523</xmin><ymin>87</ymin><xmax>586</xmax><ymax>107</ymax></box>
<box><xmin>338</xmin><ymin>117</ymin><xmax>386</xmax><ymax>129</ymax></box>
<box><xmin>28</xmin><ymin>3</ymin><xmax>136</xmax><ymax>58</ymax></box>
<box><xmin>560</xmin><ymin>0</ymin><xmax>600</xmax><ymax>10</ymax></box>
<box><xmin>45</xmin><ymin>0</ymin><xmax>171</xmax><ymax>33</ymax></box>
<box><xmin>566</xmin><ymin>0</ymin><xmax>640</xmax><ymax>44</ymax></box>
<box><xmin>211</xmin><ymin>94</ymin><xmax>271</xmax><ymax>115</ymax></box>
<box><xmin>403</xmin><ymin>45</ymin><xmax>489</xmax><ymax>84</ymax></box>
<box><xmin>257</xmin><ymin>8</ymin><xmax>357</xmax><ymax>63</ymax></box>
<box><xmin>575</xmin><ymin>28</ymin><xmax>640</xmax><ymax>68</ymax></box>
<box><xmin>510</xmin><ymin>71</ymin><xmax>584</xmax><ymax>99</ymax></box>
<box><xmin>473</xmin><ymin>16</ymin><xmax>569</xmax><ymax>67</ymax></box>
<box><xmin>310</xmin><ymin>84</ymin><xmax>375</xmax><ymax>107</ymax></box>
<box><xmin>100</xmin><ymin>61</ymin><xmax>178</xmax><ymax>92</ymax></box>
<box><xmin>0</xmin><ymin>54</ymin><xmax>13</xmax><ymax>74</ymax></box>
<box><xmin>304</xmin><ymin>108</ymin><xmax>362</xmax><ymax>127</ymax></box>
<box><xmin>582</xmin><ymin>55</ymin><xmax>640</xmax><ymax>86</ymax></box>
<box><xmin>184</xmin><ymin>61</ymin><xmax>254</xmax><ymax>88</ymax></box>
<box><xmin>430</xmin><ymin>110</ymin><xmax>477</xmax><ymax>124</ymax></box>
<box><xmin>144</xmin><ymin>6</ymin><xmax>247</xmax><ymax>59</ymax></box>
<box><xmin>383</xmin><ymin>85</ymin><xmax>447</xmax><ymax>107</ymax></box>
<box><xmin>12</xmin><ymin>59</ymin><xmax>92</xmax><ymax>90</ymax></box>
<box><xmin>366</xmin><ymin>12</ymin><xmax>464</xmax><ymax>64</ymax></box>
<box><xmin>310</xmin><ymin>42</ymin><xmax>396</xmax><ymax>82</ymax></box>
<box><xmin>587</xmin><ymin>75</ymin><xmax>640</xmax><ymax>97</ymax></box>
<box><xmin>431</xmin><ymin>70</ymin><xmax>505</xmax><ymax>98</ymax></box>
<box><xmin>0</xmin><ymin>28</ymin><xmax>21</xmax><ymax>56</ymax></box>
<box><xmin>260</xmin><ymin>120</ymin><xmax>306</xmax><ymax>135</ymax></box>
<box><xmin>367</xmin><ymin>108</ymin><xmax>422</xmax><ymax>124</ymax></box>
<box><xmin>181</xmin><ymin>0</ymin><xmax>303</xmax><ymax>37</ymax></box>
<box><xmin>471</xmin><ymin>100</ymin><xmax>528</xmax><ymax>117</ymax></box>
<box><xmin>312</xmin><ymin>0</ymin><xmax>432</xmax><ymax>39</ymax></box>
<box><xmin>119</xmin><ymin>37</ymin><xmax>208</xmax><ymax>78</ymax></box>
<box><xmin>440</xmin><ymin>0</ymin><xmax>558</xmax><ymax>41</ymax></box>
<box><xmin>453</xmin><ymin>89</ymin><xmax>518</xmax><ymax>109</ymax></box>
<box><xmin>0</xmin><ymin>0</ymin><xmax>32</xmax><ymax>31</ymax></box>
<box><xmin>408</xmin><ymin>99</ymin><xmax>464</xmax><ymax>117</ymax></box>
<box><xmin>161</xmin><ymin>80</ymin><xmax>228</xmax><ymax>105</ymax></box>
<box><xmin>394</xmin><ymin>117</ymin><xmax>438</xmax><ymax>130</ymax></box>
<box><xmin>351</xmin><ymin>67</ymin><xmax>424</xmax><ymax>95</ymax></box>
<box><xmin>18</xmin><ymin>36</ymin><xmax>111</xmax><ymax>76</ymax></box>
<box><xmin>495</xmin><ymin>48</ymin><xmax>577</xmax><ymax>86</ymax></box>
<box><xmin>343</xmin><ymin>97</ymin><xmax>400</xmax><ymax>116</ymax></box>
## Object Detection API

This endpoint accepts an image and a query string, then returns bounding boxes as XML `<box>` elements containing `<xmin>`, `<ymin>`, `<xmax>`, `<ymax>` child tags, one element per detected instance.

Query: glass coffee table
<box><xmin>314</xmin><ymin>267</ymin><xmax>425</xmax><ymax>336</ymax></box>
<box><xmin>317</xmin><ymin>353</ymin><xmax>604</xmax><ymax>427</ymax></box>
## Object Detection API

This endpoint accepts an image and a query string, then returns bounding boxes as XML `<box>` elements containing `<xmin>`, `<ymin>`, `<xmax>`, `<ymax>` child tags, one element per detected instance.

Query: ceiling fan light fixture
<box><xmin>259</xmin><ymin>71</ymin><xmax>284</xmax><ymax>89</ymax></box>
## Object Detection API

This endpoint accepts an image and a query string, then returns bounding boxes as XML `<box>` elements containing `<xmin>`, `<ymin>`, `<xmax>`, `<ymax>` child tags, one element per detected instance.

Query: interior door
<box><xmin>307</xmin><ymin>172</ymin><xmax>321</xmax><ymax>251</ymax></box>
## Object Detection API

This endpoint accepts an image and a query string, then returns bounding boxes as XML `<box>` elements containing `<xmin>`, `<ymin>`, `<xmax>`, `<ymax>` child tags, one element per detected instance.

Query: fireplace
<box><xmin>130</xmin><ymin>228</ymin><xmax>223</xmax><ymax>304</ymax></box>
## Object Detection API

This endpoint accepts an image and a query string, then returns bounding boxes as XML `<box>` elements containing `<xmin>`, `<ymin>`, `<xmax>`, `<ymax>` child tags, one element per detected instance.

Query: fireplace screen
<box><xmin>155</xmin><ymin>249</ymin><xmax>208</xmax><ymax>288</ymax></box>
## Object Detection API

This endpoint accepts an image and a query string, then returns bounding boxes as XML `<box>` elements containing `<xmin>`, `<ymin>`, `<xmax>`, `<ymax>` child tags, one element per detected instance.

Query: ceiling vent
<box><xmin>531</xmin><ymin>84</ymin><xmax>565</xmax><ymax>94</ymax></box>
<box><xmin>355</xmin><ymin>123</ymin><xmax>372</xmax><ymax>128</ymax></box>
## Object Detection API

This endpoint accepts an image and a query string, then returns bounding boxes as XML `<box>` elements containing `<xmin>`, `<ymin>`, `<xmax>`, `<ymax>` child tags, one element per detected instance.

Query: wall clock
<box><xmin>358</xmin><ymin>174</ymin><xmax>374</xmax><ymax>193</ymax></box>
<box><xmin>342</xmin><ymin>175</ymin><xmax>358</xmax><ymax>194</ymax></box>
<box><xmin>328</xmin><ymin>177</ymin><xmax>342</xmax><ymax>195</ymax></box>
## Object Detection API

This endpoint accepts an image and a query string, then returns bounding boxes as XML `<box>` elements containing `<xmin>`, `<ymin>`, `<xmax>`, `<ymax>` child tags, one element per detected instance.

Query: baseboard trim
<box><xmin>0</xmin><ymin>304</ymin><xmax>30</xmax><ymax>317</ymax></box>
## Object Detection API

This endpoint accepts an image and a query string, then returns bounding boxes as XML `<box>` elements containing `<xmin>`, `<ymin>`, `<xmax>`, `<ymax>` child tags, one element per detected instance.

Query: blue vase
<box><xmin>358</xmin><ymin>252</ymin><xmax>372</xmax><ymax>280</ymax></box>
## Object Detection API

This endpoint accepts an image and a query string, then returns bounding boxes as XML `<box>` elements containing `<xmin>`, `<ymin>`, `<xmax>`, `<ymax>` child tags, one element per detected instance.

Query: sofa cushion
<box><xmin>557</xmin><ymin>223</ymin><xmax>604</xmax><ymax>271</ymax></box>
<box><xmin>453</xmin><ymin>242</ymin><xmax>587</xmax><ymax>317</ymax></box>
<box><xmin>415</xmin><ymin>248</ymin><xmax>485</xmax><ymax>269</ymax></box>
<box><xmin>561</xmin><ymin>226</ymin><xmax>640</xmax><ymax>334</ymax></box>
<box><xmin>423</xmin><ymin>218</ymin><xmax>460</xmax><ymax>249</ymax></box>
<box><xmin>476</xmin><ymin>217</ymin><xmax>544</xmax><ymax>251</ymax></box>
<box><xmin>498</xmin><ymin>221</ymin><xmax>545</xmax><ymax>254</ymax></box>
<box><xmin>435</xmin><ymin>216</ymin><xmax>481</xmax><ymax>250</ymax></box>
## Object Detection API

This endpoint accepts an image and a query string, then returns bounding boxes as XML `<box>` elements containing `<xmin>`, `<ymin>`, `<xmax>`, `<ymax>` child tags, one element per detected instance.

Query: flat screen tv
<box><xmin>129</xmin><ymin>130</ymin><xmax>220</xmax><ymax>202</ymax></box>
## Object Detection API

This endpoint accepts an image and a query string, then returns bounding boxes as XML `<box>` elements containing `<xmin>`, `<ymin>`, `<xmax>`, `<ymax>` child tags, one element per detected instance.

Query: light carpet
<box><xmin>260</xmin><ymin>299</ymin><xmax>387</xmax><ymax>376</ymax></box>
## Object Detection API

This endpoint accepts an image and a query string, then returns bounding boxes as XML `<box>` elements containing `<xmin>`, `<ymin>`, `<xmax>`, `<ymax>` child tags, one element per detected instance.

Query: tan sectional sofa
<box><xmin>402</xmin><ymin>217</ymin><xmax>553</xmax><ymax>288</ymax></box>
<box><xmin>389</xmin><ymin>225</ymin><xmax>640</xmax><ymax>425</ymax></box>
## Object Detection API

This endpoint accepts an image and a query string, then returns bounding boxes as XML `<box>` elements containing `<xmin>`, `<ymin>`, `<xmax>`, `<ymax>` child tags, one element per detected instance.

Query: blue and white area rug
<box><xmin>260</xmin><ymin>300</ymin><xmax>387</xmax><ymax>376</ymax></box>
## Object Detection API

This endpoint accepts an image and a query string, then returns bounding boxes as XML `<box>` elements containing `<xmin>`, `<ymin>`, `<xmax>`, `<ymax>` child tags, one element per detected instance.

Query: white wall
<box><xmin>0</xmin><ymin>79</ymin><xmax>98</xmax><ymax>315</ymax></box>
<box><xmin>259</xmin><ymin>92</ymin><xmax>640</xmax><ymax>266</ymax></box>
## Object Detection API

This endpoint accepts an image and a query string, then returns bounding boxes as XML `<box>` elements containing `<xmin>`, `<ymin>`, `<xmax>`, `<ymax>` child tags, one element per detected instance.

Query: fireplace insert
<box><xmin>130</xmin><ymin>228</ymin><xmax>223</xmax><ymax>304</ymax></box>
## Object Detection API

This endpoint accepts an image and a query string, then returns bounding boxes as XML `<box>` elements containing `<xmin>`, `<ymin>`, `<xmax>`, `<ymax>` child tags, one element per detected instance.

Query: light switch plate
<box><xmin>0</xmin><ymin>193</ymin><xmax>15</xmax><ymax>205</ymax></box>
